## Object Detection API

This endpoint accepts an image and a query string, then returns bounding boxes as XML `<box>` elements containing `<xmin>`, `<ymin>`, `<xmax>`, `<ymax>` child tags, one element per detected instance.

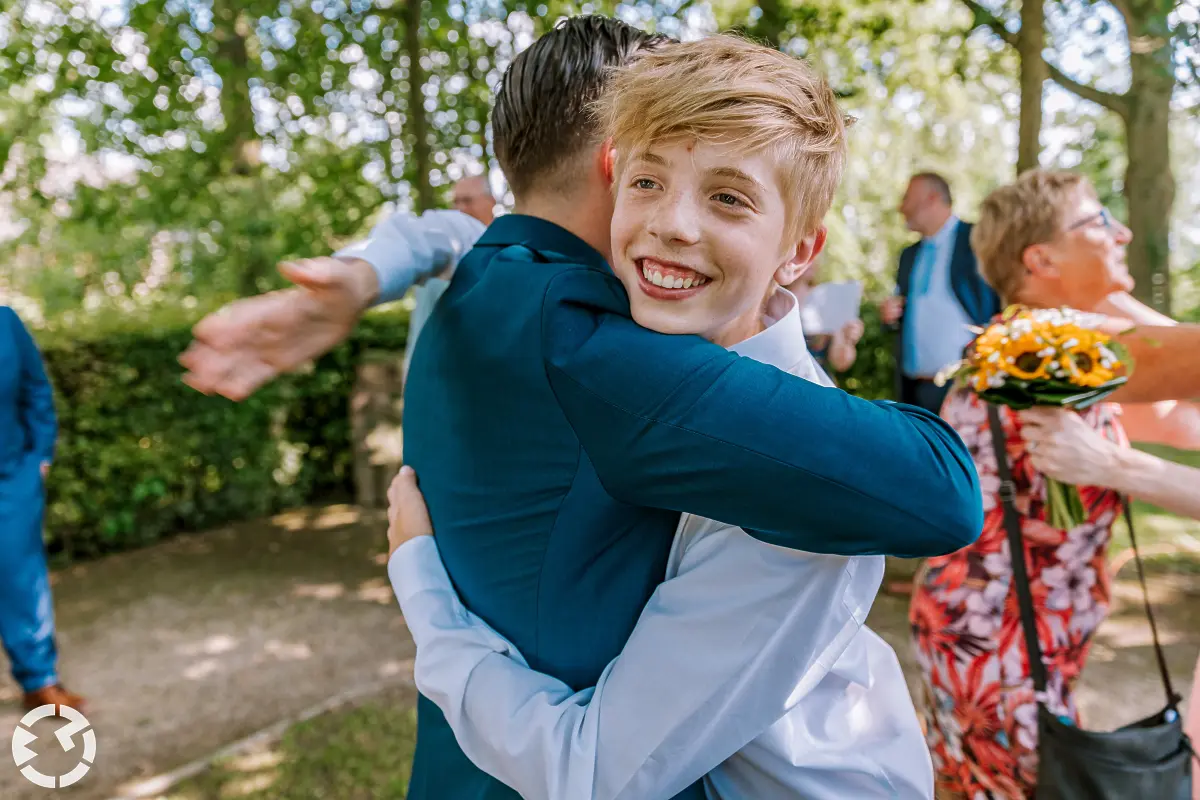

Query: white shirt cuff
<box><xmin>387</xmin><ymin>537</ymin><xmax>447</xmax><ymax>608</ymax></box>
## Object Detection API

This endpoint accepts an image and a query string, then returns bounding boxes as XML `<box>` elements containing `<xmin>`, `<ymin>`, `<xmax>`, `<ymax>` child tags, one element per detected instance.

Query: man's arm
<box><xmin>389</xmin><ymin>529</ymin><xmax>872</xmax><ymax>800</ymax></box>
<box><xmin>1107</xmin><ymin>324</ymin><xmax>1200</xmax><ymax>404</ymax></box>
<box><xmin>8</xmin><ymin>309</ymin><xmax>57</xmax><ymax>465</ymax></box>
<box><xmin>542</xmin><ymin>269</ymin><xmax>982</xmax><ymax>558</ymax></box>
<box><xmin>334</xmin><ymin>208</ymin><xmax>485</xmax><ymax>304</ymax></box>
<box><xmin>180</xmin><ymin>209</ymin><xmax>485</xmax><ymax>399</ymax></box>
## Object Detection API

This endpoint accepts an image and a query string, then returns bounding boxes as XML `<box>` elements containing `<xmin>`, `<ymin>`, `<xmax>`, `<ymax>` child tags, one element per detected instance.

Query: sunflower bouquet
<box><xmin>937</xmin><ymin>306</ymin><xmax>1131</xmax><ymax>530</ymax></box>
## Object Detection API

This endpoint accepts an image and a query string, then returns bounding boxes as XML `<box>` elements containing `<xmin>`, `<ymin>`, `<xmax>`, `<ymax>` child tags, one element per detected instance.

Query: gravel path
<box><xmin>1</xmin><ymin>506</ymin><xmax>1195</xmax><ymax>799</ymax></box>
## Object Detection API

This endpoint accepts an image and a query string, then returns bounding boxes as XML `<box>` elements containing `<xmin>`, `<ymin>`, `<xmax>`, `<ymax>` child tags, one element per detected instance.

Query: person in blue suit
<box><xmin>0</xmin><ymin>306</ymin><xmax>85</xmax><ymax>711</ymax></box>
<box><xmin>880</xmin><ymin>173</ymin><xmax>1002</xmax><ymax>414</ymax></box>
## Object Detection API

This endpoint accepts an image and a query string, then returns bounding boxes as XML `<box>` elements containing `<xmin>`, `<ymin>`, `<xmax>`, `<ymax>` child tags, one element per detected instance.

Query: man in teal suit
<box><xmin>396</xmin><ymin>18</ymin><xmax>981</xmax><ymax>800</ymax></box>
<box><xmin>184</xmin><ymin>17</ymin><xmax>981</xmax><ymax>799</ymax></box>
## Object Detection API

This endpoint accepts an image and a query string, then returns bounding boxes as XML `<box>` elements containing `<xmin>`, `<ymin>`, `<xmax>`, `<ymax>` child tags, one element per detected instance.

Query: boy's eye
<box><xmin>634</xmin><ymin>178</ymin><xmax>660</xmax><ymax>190</ymax></box>
<box><xmin>713</xmin><ymin>192</ymin><xmax>745</xmax><ymax>207</ymax></box>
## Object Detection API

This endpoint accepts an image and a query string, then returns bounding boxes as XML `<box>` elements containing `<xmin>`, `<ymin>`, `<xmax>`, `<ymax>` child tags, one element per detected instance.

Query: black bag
<box><xmin>985</xmin><ymin>404</ymin><xmax>1194</xmax><ymax>800</ymax></box>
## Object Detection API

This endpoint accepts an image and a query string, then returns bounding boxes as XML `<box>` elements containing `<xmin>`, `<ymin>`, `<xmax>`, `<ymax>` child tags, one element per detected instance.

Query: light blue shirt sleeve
<box><xmin>389</xmin><ymin>527</ymin><xmax>874</xmax><ymax>800</ymax></box>
<box><xmin>333</xmin><ymin>209</ymin><xmax>486</xmax><ymax>304</ymax></box>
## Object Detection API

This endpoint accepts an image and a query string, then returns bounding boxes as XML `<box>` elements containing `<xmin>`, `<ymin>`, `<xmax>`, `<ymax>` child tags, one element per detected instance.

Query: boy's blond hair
<box><xmin>594</xmin><ymin>34</ymin><xmax>850</xmax><ymax>240</ymax></box>
<box><xmin>972</xmin><ymin>170</ymin><xmax>1094</xmax><ymax>302</ymax></box>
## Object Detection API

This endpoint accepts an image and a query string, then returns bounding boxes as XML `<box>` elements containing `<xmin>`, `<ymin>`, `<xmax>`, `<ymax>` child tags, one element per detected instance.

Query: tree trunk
<box><xmin>211</xmin><ymin>0</ymin><xmax>259</xmax><ymax>175</ymax></box>
<box><xmin>1015</xmin><ymin>0</ymin><xmax>1045</xmax><ymax>174</ymax></box>
<box><xmin>405</xmin><ymin>0</ymin><xmax>433</xmax><ymax>212</ymax></box>
<box><xmin>1122</xmin><ymin>13</ymin><xmax>1175</xmax><ymax>315</ymax></box>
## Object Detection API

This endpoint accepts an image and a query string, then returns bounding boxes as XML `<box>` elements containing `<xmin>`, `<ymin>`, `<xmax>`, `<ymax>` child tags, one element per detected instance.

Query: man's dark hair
<box><xmin>492</xmin><ymin>16</ymin><xmax>671</xmax><ymax>198</ymax></box>
<box><xmin>913</xmin><ymin>171</ymin><xmax>953</xmax><ymax>207</ymax></box>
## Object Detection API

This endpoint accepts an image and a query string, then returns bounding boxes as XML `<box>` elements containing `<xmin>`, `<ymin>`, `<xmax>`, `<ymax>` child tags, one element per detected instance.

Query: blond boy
<box><xmin>387</xmin><ymin>35</ymin><xmax>933</xmax><ymax>800</ymax></box>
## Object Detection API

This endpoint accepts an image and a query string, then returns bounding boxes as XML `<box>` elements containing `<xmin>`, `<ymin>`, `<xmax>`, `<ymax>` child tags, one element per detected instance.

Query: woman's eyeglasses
<box><xmin>1065</xmin><ymin>207</ymin><xmax>1116</xmax><ymax>232</ymax></box>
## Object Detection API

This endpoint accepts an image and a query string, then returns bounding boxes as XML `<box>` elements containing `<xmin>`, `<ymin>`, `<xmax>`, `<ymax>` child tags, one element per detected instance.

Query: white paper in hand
<box><xmin>798</xmin><ymin>281</ymin><xmax>863</xmax><ymax>335</ymax></box>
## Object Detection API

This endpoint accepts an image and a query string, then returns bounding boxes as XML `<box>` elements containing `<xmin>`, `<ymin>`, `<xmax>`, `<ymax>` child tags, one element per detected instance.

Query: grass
<box><xmin>1112</xmin><ymin>444</ymin><xmax>1200</xmax><ymax>574</ymax></box>
<box><xmin>164</xmin><ymin>686</ymin><xmax>417</xmax><ymax>800</ymax></box>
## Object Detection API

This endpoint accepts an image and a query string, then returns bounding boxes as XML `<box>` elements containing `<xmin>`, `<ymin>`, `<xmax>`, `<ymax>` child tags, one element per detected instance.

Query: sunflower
<box><xmin>998</xmin><ymin>332</ymin><xmax>1051</xmax><ymax>381</ymax></box>
<box><xmin>1047</xmin><ymin>326</ymin><xmax>1122</xmax><ymax>388</ymax></box>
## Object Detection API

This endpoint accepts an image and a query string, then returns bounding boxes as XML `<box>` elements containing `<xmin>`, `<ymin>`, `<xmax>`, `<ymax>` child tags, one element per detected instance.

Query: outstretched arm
<box><xmin>543</xmin><ymin>269</ymin><xmax>982</xmax><ymax>558</ymax></box>
<box><xmin>8</xmin><ymin>309</ymin><xmax>57</xmax><ymax>465</ymax></box>
<box><xmin>180</xmin><ymin>209</ymin><xmax>485</xmax><ymax>399</ymax></box>
<box><xmin>386</xmin><ymin>471</ymin><xmax>875</xmax><ymax>800</ymax></box>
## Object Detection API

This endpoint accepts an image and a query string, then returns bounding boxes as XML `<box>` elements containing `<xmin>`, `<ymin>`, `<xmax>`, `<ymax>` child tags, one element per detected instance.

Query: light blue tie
<box><xmin>904</xmin><ymin>239</ymin><xmax>936</xmax><ymax>375</ymax></box>
<box><xmin>910</xmin><ymin>239</ymin><xmax>935</xmax><ymax>297</ymax></box>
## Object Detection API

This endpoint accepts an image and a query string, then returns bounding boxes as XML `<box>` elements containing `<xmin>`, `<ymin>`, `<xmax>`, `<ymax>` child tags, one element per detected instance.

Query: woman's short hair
<box><xmin>971</xmin><ymin>170</ymin><xmax>1095</xmax><ymax>302</ymax></box>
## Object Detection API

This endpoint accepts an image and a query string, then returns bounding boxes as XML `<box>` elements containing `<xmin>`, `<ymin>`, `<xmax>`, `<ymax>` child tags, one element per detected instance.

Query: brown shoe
<box><xmin>22</xmin><ymin>684</ymin><xmax>87</xmax><ymax>713</ymax></box>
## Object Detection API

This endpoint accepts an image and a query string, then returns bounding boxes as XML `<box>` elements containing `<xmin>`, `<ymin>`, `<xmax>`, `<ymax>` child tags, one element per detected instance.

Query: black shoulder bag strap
<box><xmin>985</xmin><ymin>404</ymin><xmax>1181</xmax><ymax>711</ymax></box>
<box><xmin>985</xmin><ymin>404</ymin><xmax>1048</xmax><ymax>695</ymax></box>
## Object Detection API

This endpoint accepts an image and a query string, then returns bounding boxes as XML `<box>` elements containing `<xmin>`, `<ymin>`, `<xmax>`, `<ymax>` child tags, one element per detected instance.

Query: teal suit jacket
<box><xmin>402</xmin><ymin>216</ymin><xmax>982</xmax><ymax>799</ymax></box>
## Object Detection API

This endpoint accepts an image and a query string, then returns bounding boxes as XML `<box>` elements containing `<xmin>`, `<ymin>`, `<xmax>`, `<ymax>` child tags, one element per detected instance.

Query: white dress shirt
<box><xmin>901</xmin><ymin>215</ymin><xmax>976</xmax><ymax>379</ymax></box>
<box><xmin>334</xmin><ymin>208</ymin><xmax>486</xmax><ymax>305</ymax></box>
<box><xmin>388</xmin><ymin>288</ymin><xmax>933</xmax><ymax>800</ymax></box>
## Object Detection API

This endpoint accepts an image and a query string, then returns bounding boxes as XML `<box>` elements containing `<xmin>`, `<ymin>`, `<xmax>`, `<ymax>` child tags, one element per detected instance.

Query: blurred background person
<box><xmin>0</xmin><ymin>306</ymin><xmax>84</xmax><ymax>711</ymax></box>
<box><xmin>451</xmin><ymin>174</ymin><xmax>497</xmax><ymax>226</ymax></box>
<box><xmin>910</xmin><ymin>169</ymin><xmax>1200</xmax><ymax>799</ymax></box>
<box><xmin>786</xmin><ymin>260</ymin><xmax>864</xmax><ymax>377</ymax></box>
<box><xmin>880</xmin><ymin>172</ymin><xmax>999</xmax><ymax>414</ymax></box>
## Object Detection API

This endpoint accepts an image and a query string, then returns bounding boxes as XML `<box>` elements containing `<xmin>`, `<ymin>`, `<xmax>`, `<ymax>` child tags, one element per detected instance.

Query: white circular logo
<box><xmin>11</xmin><ymin>704</ymin><xmax>97</xmax><ymax>789</ymax></box>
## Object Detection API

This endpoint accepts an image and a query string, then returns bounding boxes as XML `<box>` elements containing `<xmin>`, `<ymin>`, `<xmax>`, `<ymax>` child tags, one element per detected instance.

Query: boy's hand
<box><xmin>387</xmin><ymin>466</ymin><xmax>434</xmax><ymax>559</ymax></box>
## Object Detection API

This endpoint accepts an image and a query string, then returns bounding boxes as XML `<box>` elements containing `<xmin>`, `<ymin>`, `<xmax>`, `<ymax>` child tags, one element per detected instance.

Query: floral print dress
<box><xmin>910</xmin><ymin>389</ymin><xmax>1127</xmax><ymax>799</ymax></box>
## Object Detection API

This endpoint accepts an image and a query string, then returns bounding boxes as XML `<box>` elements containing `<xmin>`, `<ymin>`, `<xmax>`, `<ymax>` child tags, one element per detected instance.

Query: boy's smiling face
<box><xmin>610</xmin><ymin>138</ymin><xmax>824</xmax><ymax>347</ymax></box>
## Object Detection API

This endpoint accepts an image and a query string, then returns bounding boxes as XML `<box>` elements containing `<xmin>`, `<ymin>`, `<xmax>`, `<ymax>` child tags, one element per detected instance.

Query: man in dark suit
<box><xmin>399</xmin><ymin>20</ymin><xmax>982</xmax><ymax>800</ymax></box>
<box><xmin>880</xmin><ymin>173</ymin><xmax>1000</xmax><ymax>414</ymax></box>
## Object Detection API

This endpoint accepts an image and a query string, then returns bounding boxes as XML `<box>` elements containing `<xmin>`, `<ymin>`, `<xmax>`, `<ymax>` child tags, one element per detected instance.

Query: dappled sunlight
<box><xmin>377</xmin><ymin>658</ymin><xmax>414</xmax><ymax>679</ymax></box>
<box><xmin>356</xmin><ymin>577</ymin><xmax>394</xmax><ymax>604</ymax></box>
<box><xmin>227</xmin><ymin>748</ymin><xmax>286</xmax><ymax>772</ymax></box>
<box><xmin>183</xmin><ymin>657</ymin><xmax>224</xmax><ymax>681</ymax></box>
<box><xmin>269</xmin><ymin>504</ymin><xmax>367</xmax><ymax>533</ymax></box>
<box><xmin>178</xmin><ymin>634</ymin><xmax>240</xmax><ymax>657</ymax></box>
<box><xmin>220</xmin><ymin>770</ymin><xmax>281</xmax><ymax>797</ymax></box>
<box><xmin>1095</xmin><ymin>615</ymin><xmax>1185</xmax><ymax>649</ymax></box>
<box><xmin>312</xmin><ymin>505</ymin><xmax>365</xmax><ymax>530</ymax></box>
<box><xmin>292</xmin><ymin>582</ymin><xmax>346</xmax><ymax>600</ymax></box>
<box><xmin>263</xmin><ymin>640</ymin><xmax>314</xmax><ymax>661</ymax></box>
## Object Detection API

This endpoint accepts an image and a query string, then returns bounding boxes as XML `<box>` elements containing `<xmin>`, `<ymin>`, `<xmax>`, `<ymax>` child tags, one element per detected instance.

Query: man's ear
<box><xmin>601</xmin><ymin>139</ymin><xmax>617</xmax><ymax>186</ymax></box>
<box><xmin>775</xmin><ymin>226</ymin><xmax>828</xmax><ymax>286</ymax></box>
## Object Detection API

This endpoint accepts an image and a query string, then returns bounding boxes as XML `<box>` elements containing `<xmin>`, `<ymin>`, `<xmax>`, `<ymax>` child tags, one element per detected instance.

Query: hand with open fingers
<box><xmin>1017</xmin><ymin>407</ymin><xmax>1121</xmax><ymax>489</ymax></box>
<box><xmin>387</xmin><ymin>466</ymin><xmax>434</xmax><ymax>559</ymax></box>
<box><xmin>178</xmin><ymin>256</ymin><xmax>378</xmax><ymax>401</ymax></box>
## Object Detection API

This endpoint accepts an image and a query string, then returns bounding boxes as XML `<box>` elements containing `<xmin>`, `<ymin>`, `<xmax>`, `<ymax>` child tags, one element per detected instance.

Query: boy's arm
<box><xmin>542</xmin><ymin>269</ymin><xmax>983</xmax><ymax>558</ymax></box>
<box><xmin>8</xmin><ymin>309</ymin><xmax>57</xmax><ymax>463</ymax></box>
<box><xmin>390</xmin><ymin>528</ymin><xmax>869</xmax><ymax>800</ymax></box>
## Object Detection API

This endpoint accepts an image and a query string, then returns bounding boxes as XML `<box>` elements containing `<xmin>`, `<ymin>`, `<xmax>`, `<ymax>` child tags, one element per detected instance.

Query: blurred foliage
<box><xmin>35</xmin><ymin>306</ymin><xmax>409</xmax><ymax>561</ymax></box>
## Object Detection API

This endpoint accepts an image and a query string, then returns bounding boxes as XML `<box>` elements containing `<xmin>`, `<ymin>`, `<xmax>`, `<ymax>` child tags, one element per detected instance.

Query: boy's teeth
<box><xmin>642</xmin><ymin>262</ymin><xmax>706</xmax><ymax>289</ymax></box>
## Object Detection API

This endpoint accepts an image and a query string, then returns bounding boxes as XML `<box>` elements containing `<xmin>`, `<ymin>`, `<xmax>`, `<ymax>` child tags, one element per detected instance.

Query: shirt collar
<box><xmin>927</xmin><ymin>214</ymin><xmax>960</xmax><ymax>245</ymax></box>
<box><xmin>729</xmin><ymin>288</ymin><xmax>810</xmax><ymax>372</ymax></box>
<box><xmin>476</xmin><ymin>214</ymin><xmax>610</xmax><ymax>272</ymax></box>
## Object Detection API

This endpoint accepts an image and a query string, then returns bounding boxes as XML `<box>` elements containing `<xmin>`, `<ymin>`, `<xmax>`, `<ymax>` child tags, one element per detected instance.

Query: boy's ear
<box><xmin>601</xmin><ymin>139</ymin><xmax>617</xmax><ymax>185</ymax></box>
<box><xmin>775</xmin><ymin>226</ymin><xmax>827</xmax><ymax>286</ymax></box>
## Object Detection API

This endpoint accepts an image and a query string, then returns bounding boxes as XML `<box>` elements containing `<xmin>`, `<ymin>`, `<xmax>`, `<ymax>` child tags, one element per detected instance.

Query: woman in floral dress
<box><xmin>909</xmin><ymin>170</ymin><xmax>1200</xmax><ymax>799</ymax></box>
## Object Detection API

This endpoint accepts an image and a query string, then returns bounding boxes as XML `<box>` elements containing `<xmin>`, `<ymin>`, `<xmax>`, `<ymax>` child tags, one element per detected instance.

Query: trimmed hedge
<box><xmin>36</xmin><ymin>307</ymin><xmax>410</xmax><ymax>562</ymax></box>
<box><xmin>32</xmin><ymin>304</ymin><xmax>901</xmax><ymax>563</ymax></box>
